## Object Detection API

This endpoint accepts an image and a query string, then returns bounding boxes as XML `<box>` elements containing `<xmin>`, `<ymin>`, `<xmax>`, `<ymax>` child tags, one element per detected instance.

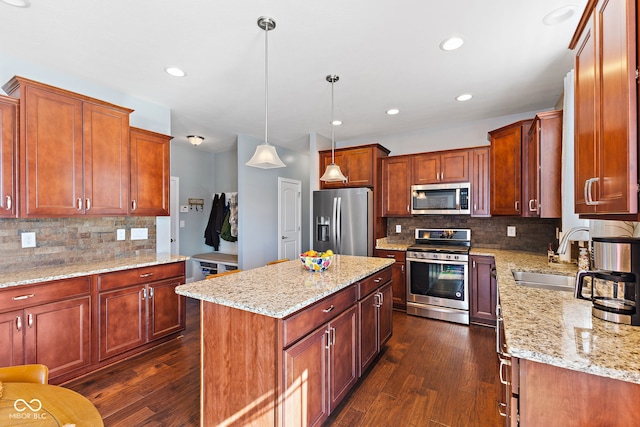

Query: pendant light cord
<box><xmin>264</xmin><ymin>20</ymin><xmax>269</xmax><ymax>145</ymax></box>
<box><xmin>331</xmin><ymin>78</ymin><xmax>335</xmax><ymax>163</ymax></box>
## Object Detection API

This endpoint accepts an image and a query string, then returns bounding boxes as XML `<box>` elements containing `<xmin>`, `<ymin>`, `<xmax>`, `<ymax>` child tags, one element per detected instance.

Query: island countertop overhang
<box><xmin>175</xmin><ymin>255</ymin><xmax>394</xmax><ymax>318</ymax></box>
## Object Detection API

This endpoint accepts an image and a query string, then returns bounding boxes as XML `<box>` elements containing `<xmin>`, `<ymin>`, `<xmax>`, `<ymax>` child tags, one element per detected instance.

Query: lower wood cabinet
<box><xmin>374</xmin><ymin>249</ymin><xmax>406</xmax><ymax>310</ymax></box>
<box><xmin>0</xmin><ymin>276</ymin><xmax>91</xmax><ymax>381</ymax></box>
<box><xmin>470</xmin><ymin>255</ymin><xmax>497</xmax><ymax>327</ymax></box>
<box><xmin>358</xmin><ymin>281</ymin><xmax>393</xmax><ymax>375</ymax></box>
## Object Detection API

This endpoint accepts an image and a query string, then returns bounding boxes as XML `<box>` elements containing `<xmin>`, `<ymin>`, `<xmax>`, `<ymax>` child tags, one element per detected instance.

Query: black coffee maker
<box><xmin>575</xmin><ymin>236</ymin><xmax>640</xmax><ymax>326</ymax></box>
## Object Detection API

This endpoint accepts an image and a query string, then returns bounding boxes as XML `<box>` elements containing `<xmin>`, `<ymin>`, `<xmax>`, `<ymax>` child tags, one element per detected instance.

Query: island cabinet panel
<box><xmin>0</xmin><ymin>276</ymin><xmax>92</xmax><ymax>382</ymax></box>
<box><xmin>517</xmin><ymin>359</ymin><xmax>640</xmax><ymax>426</ymax></box>
<box><xmin>0</xmin><ymin>95</ymin><xmax>18</xmax><ymax>218</ymax></box>
<box><xmin>3</xmin><ymin>76</ymin><xmax>132</xmax><ymax>217</ymax></box>
<box><xmin>358</xmin><ymin>280</ymin><xmax>392</xmax><ymax>376</ymax></box>
<box><xmin>130</xmin><ymin>127</ymin><xmax>171</xmax><ymax>216</ymax></box>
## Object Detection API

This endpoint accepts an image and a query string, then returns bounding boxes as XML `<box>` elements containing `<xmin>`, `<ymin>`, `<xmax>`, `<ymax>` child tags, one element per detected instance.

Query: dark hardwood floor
<box><xmin>64</xmin><ymin>298</ymin><xmax>501</xmax><ymax>426</ymax></box>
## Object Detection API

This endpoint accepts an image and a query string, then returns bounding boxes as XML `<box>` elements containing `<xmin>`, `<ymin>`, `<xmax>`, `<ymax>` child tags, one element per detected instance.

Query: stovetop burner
<box><xmin>407</xmin><ymin>228</ymin><xmax>471</xmax><ymax>254</ymax></box>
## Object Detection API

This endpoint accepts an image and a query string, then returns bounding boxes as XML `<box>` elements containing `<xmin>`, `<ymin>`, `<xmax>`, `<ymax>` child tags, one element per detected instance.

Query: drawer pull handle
<box><xmin>13</xmin><ymin>294</ymin><xmax>35</xmax><ymax>301</ymax></box>
<box><xmin>139</xmin><ymin>273</ymin><xmax>154</xmax><ymax>278</ymax></box>
<box><xmin>386</xmin><ymin>255</ymin><xmax>395</xmax><ymax>258</ymax></box>
<box><xmin>322</xmin><ymin>305</ymin><xmax>335</xmax><ymax>313</ymax></box>
<box><xmin>374</xmin><ymin>278</ymin><xmax>382</xmax><ymax>283</ymax></box>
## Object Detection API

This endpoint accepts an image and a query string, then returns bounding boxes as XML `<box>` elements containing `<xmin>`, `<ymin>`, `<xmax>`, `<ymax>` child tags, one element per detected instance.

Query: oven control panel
<box><xmin>406</xmin><ymin>251</ymin><xmax>468</xmax><ymax>262</ymax></box>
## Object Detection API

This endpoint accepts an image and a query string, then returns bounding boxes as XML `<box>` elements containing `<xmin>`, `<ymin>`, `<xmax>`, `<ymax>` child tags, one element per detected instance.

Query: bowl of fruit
<box><xmin>300</xmin><ymin>250</ymin><xmax>334</xmax><ymax>272</ymax></box>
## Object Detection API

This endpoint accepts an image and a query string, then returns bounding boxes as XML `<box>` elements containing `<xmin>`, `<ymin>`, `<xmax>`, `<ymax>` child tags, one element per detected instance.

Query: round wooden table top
<box><xmin>0</xmin><ymin>381</ymin><xmax>103</xmax><ymax>426</ymax></box>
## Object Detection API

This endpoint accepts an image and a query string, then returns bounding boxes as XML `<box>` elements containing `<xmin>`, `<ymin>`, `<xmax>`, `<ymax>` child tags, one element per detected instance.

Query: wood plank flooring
<box><xmin>64</xmin><ymin>298</ymin><xmax>501</xmax><ymax>426</ymax></box>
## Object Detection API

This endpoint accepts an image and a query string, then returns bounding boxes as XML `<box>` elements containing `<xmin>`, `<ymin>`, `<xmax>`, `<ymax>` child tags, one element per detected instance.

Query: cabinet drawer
<box><xmin>0</xmin><ymin>276</ymin><xmax>91</xmax><ymax>313</ymax></box>
<box><xmin>375</xmin><ymin>250</ymin><xmax>406</xmax><ymax>263</ymax></box>
<box><xmin>358</xmin><ymin>267</ymin><xmax>392</xmax><ymax>299</ymax></box>
<box><xmin>98</xmin><ymin>262</ymin><xmax>185</xmax><ymax>291</ymax></box>
<box><xmin>282</xmin><ymin>286</ymin><xmax>357</xmax><ymax>348</ymax></box>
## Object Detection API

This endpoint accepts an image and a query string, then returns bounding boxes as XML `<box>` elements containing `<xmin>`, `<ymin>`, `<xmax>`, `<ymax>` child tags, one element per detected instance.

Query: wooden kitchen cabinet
<box><xmin>0</xmin><ymin>276</ymin><xmax>92</xmax><ymax>381</ymax></box>
<box><xmin>130</xmin><ymin>127</ymin><xmax>171</xmax><ymax>216</ymax></box>
<box><xmin>97</xmin><ymin>262</ymin><xmax>186</xmax><ymax>361</ymax></box>
<box><xmin>381</xmin><ymin>155</ymin><xmax>412</xmax><ymax>217</ymax></box>
<box><xmin>3</xmin><ymin>76</ymin><xmax>132</xmax><ymax>217</ymax></box>
<box><xmin>489</xmin><ymin>120</ymin><xmax>532</xmax><ymax>216</ymax></box>
<box><xmin>413</xmin><ymin>149</ymin><xmax>469</xmax><ymax>184</ymax></box>
<box><xmin>523</xmin><ymin>110</ymin><xmax>563</xmax><ymax>218</ymax></box>
<box><xmin>318</xmin><ymin>144</ymin><xmax>389</xmax><ymax>189</ymax></box>
<box><xmin>469</xmin><ymin>255</ymin><xmax>497</xmax><ymax>327</ymax></box>
<box><xmin>0</xmin><ymin>95</ymin><xmax>18</xmax><ymax>218</ymax></box>
<box><xmin>470</xmin><ymin>146</ymin><xmax>491</xmax><ymax>217</ymax></box>
<box><xmin>374</xmin><ymin>249</ymin><xmax>406</xmax><ymax>310</ymax></box>
<box><xmin>571</xmin><ymin>0</ymin><xmax>637</xmax><ymax>216</ymax></box>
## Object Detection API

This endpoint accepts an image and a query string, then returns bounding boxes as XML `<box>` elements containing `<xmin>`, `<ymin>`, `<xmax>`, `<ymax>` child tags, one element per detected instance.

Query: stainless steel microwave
<box><xmin>411</xmin><ymin>182</ymin><xmax>470</xmax><ymax>215</ymax></box>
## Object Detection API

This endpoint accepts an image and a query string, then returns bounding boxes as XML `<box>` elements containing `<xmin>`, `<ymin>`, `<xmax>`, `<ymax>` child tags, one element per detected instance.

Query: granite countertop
<box><xmin>481</xmin><ymin>248</ymin><xmax>640</xmax><ymax>385</ymax></box>
<box><xmin>375</xmin><ymin>238</ymin><xmax>411</xmax><ymax>251</ymax></box>
<box><xmin>175</xmin><ymin>255</ymin><xmax>394</xmax><ymax>319</ymax></box>
<box><xmin>0</xmin><ymin>254</ymin><xmax>189</xmax><ymax>289</ymax></box>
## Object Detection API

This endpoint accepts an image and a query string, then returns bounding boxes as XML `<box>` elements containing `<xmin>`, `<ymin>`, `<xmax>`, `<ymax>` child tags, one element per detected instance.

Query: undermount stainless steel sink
<box><xmin>512</xmin><ymin>271</ymin><xmax>575</xmax><ymax>292</ymax></box>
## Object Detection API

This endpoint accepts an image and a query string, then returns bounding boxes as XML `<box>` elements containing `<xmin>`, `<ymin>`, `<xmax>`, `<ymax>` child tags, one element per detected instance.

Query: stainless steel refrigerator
<box><xmin>313</xmin><ymin>188</ymin><xmax>373</xmax><ymax>256</ymax></box>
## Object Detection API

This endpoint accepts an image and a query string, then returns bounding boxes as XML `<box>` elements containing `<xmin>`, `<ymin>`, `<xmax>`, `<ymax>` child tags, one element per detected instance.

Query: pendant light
<box><xmin>320</xmin><ymin>74</ymin><xmax>348</xmax><ymax>182</ymax></box>
<box><xmin>246</xmin><ymin>16</ymin><xmax>286</xmax><ymax>169</ymax></box>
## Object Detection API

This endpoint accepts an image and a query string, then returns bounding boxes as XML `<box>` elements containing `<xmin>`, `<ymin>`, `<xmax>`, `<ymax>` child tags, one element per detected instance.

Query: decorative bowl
<box><xmin>300</xmin><ymin>254</ymin><xmax>333</xmax><ymax>272</ymax></box>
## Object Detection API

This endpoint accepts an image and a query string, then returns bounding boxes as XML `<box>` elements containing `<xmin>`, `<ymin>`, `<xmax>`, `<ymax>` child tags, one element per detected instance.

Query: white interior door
<box><xmin>278</xmin><ymin>178</ymin><xmax>301</xmax><ymax>260</ymax></box>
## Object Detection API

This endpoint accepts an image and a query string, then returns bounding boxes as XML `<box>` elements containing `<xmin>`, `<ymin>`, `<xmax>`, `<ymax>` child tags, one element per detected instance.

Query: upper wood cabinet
<box><xmin>3</xmin><ymin>76</ymin><xmax>132</xmax><ymax>217</ymax></box>
<box><xmin>0</xmin><ymin>95</ymin><xmax>18</xmax><ymax>218</ymax></box>
<box><xmin>412</xmin><ymin>149</ymin><xmax>469</xmax><ymax>184</ymax></box>
<box><xmin>381</xmin><ymin>155</ymin><xmax>412</xmax><ymax>217</ymax></box>
<box><xmin>319</xmin><ymin>144</ymin><xmax>389</xmax><ymax>189</ymax></box>
<box><xmin>489</xmin><ymin>120</ymin><xmax>532</xmax><ymax>216</ymax></box>
<box><xmin>571</xmin><ymin>0</ymin><xmax>637</xmax><ymax>216</ymax></box>
<box><xmin>470</xmin><ymin>146</ymin><xmax>491</xmax><ymax>217</ymax></box>
<box><xmin>130</xmin><ymin>127</ymin><xmax>171</xmax><ymax>216</ymax></box>
<box><xmin>524</xmin><ymin>110</ymin><xmax>563</xmax><ymax>218</ymax></box>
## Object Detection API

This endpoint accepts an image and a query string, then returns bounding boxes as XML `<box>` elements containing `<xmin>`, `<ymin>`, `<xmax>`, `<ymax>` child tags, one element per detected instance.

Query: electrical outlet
<box><xmin>179</xmin><ymin>220</ymin><xmax>185</xmax><ymax>228</ymax></box>
<box><xmin>116</xmin><ymin>229</ymin><xmax>126</xmax><ymax>241</ymax></box>
<box><xmin>131</xmin><ymin>228</ymin><xmax>148</xmax><ymax>240</ymax></box>
<box><xmin>21</xmin><ymin>232</ymin><xmax>36</xmax><ymax>248</ymax></box>
<box><xmin>507</xmin><ymin>226</ymin><xmax>516</xmax><ymax>237</ymax></box>
<box><xmin>395</xmin><ymin>224</ymin><xmax>401</xmax><ymax>233</ymax></box>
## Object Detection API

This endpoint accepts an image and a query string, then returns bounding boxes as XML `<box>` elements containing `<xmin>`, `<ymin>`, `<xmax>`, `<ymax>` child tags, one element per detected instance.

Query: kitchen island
<box><xmin>175</xmin><ymin>255</ymin><xmax>394</xmax><ymax>427</ymax></box>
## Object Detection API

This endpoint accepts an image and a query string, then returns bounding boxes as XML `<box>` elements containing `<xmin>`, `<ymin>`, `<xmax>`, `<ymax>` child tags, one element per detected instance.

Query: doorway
<box><xmin>278</xmin><ymin>178</ymin><xmax>302</xmax><ymax>260</ymax></box>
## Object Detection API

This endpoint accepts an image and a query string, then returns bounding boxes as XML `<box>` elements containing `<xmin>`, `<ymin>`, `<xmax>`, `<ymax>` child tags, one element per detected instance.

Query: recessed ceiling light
<box><xmin>331</xmin><ymin>120</ymin><xmax>342</xmax><ymax>126</ymax></box>
<box><xmin>165</xmin><ymin>67</ymin><xmax>186</xmax><ymax>77</ymax></box>
<box><xmin>543</xmin><ymin>5</ymin><xmax>577</xmax><ymax>25</ymax></box>
<box><xmin>456</xmin><ymin>94</ymin><xmax>473</xmax><ymax>102</ymax></box>
<box><xmin>386</xmin><ymin>109</ymin><xmax>400</xmax><ymax>115</ymax></box>
<box><xmin>440</xmin><ymin>37</ymin><xmax>464</xmax><ymax>51</ymax></box>
<box><xmin>0</xmin><ymin>0</ymin><xmax>31</xmax><ymax>7</ymax></box>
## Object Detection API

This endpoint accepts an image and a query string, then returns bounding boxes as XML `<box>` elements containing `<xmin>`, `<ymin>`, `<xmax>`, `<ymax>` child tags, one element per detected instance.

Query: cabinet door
<box><xmin>24</xmin><ymin>296</ymin><xmax>91</xmax><ymax>379</ymax></box>
<box><xmin>22</xmin><ymin>84</ymin><xmax>84</xmax><ymax>216</ymax></box>
<box><xmin>282</xmin><ymin>326</ymin><xmax>328</xmax><ymax>427</ymax></box>
<box><xmin>375</xmin><ymin>250</ymin><xmax>406</xmax><ymax>310</ymax></box>
<box><xmin>328</xmin><ymin>305</ymin><xmax>358</xmax><ymax>412</ymax></box>
<box><xmin>319</xmin><ymin>151</ymin><xmax>346</xmax><ymax>189</ymax></box>
<box><xmin>149</xmin><ymin>278</ymin><xmax>186</xmax><ymax>341</ymax></box>
<box><xmin>524</xmin><ymin>120</ymin><xmax>540</xmax><ymax>217</ymax></box>
<box><xmin>378</xmin><ymin>282</ymin><xmax>393</xmax><ymax>347</ymax></box>
<box><xmin>83</xmin><ymin>102</ymin><xmax>130</xmax><ymax>215</ymax></box>
<box><xmin>0</xmin><ymin>96</ymin><xmax>18</xmax><ymax>218</ymax></box>
<box><xmin>490</xmin><ymin>122</ymin><xmax>527</xmax><ymax>215</ymax></box>
<box><xmin>358</xmin><ymin>291</ymin><xmax>378</xmax><ymax>375</ymax></box>
<box><xmin>130</xmin><ymin>128</ymin><xmax>170</xmax><ymax>216</ymax></box>
<box><xmin>412</xmin><ymin>153</ymin><xmax>440</xmax><ymax>184</ymax></box>
<box><xmin>381</xmin><ymin>156</ymin><xmax>412</xmax><ymax>217</ymax></box>
<box><xmin>0</xmin><ymin>310</ymin><xmax>24</xmax><ymax>366</ymax></box>
<box><xmin>343</xmin><ymin>148</ymin><xmax>374</xmax><ymax>186</ymax></box>
<box><xmin>98</xmin><ymin>286</ymin><xmax>146</xmax><ymax>361</ymax></box>
<box><xmin>440</xmin><ymin>150</ymin><xmax>469</xmax><ymax>183</ymax></box>
<box><xmin>470</xmin><ymin>147</ymin><xmax>491</xmax><ymax>217</ymax></box>
<box><xmin>470</xmin><ymin>255</ymin><xmax>497</xmax><ymax>326</ymax></box>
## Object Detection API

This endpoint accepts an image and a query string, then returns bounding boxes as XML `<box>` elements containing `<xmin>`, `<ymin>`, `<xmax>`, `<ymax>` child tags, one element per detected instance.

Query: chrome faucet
<box><xmin>557</xmin><ymin>226</ymin><xmax>590</xmax><ymax>254</ymax></box>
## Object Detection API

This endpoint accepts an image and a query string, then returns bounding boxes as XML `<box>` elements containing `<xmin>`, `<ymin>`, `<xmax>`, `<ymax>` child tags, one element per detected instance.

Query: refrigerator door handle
<box><xmin>332</xmin><ymin>197</ymin><xmax>338</xmax><ymax>252</ymax></box>
<box><xmin>336</xmin><ymin>197</ymin><xmax>342</xmax><ymax>253</ymax></box>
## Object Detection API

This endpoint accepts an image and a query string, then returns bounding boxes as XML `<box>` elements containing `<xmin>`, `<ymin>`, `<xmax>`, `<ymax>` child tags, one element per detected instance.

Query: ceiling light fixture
<box><xmin>456</xmin><ymin>93</ymin><xmax>473</xmax><ymax>101</ymax></box>
<box><xmin>543</xmin><ymin>5</ymin><xmax>577</xmax><ymax>25</ymax></box>
<box><xmin>187</xmin><ymin>135</ymin><xmax>204</xmax><ymax>146</ymax></box>
<box><xmin>320</xmin><ymin>74</ymin><xmax>348</xmax><ymax>183</ymax></box>
<box><xmin>0</xmin><ymin>0</ymin><xmax>31</xmax><ymax>7</ymax></box>
<box><xmin>440</xmin><ymin>36</ymin><xmax>464</xmax><ymax>51</ymax></box>
<box><xmin>386</xmin><ymin>108</ymin><xmax>400</xmax><ymax>115</ymax></box>
<box><xmin>246</xmin><ymin>16</ymin><xmax>286</xmax><ymax>169</ymax></box>
<box><xmin>165</xmin><ymin>67</ymin><xmax>186</xmax><ymax>77</ymax></box>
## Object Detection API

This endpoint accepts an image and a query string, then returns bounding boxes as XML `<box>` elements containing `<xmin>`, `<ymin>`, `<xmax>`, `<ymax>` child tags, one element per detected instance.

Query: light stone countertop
<box><xmin>175</xmin><ymin>255</ymin><xmax>395</xmax><ymax>319</ymax></box>
<box><xmin>480</xmin><ymin>248</ymin><xmax>640</xmax><ymax>385</ymax></box>
<box><xmin>0</xmin><ymin>254</ymin><xmax>189</xmax><ymax>289</ymax></box>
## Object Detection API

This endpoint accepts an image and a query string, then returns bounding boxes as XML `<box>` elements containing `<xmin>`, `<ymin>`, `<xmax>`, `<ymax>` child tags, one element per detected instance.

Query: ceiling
<box><xmin>0</xmin><ymin>0</ymin><xmax>587</xmax><ymax>153</ymax></box>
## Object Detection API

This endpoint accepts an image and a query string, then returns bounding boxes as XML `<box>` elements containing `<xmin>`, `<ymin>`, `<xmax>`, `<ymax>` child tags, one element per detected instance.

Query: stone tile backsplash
<box><xmin>386</xmin><ymin>216</ymin><xmax>561</xmax><ymax>254</ymax></box>
<box><xmin>0</xmin><ymin>217</ymin><xmax>156</xmax><ymax>273</ymax></box>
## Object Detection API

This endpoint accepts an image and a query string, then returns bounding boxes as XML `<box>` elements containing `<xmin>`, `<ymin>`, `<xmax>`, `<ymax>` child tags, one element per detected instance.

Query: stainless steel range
<box><xmin>406</xmin><ymin>228</ymin><xmax>471</xmax><ymax>325</ymax></box>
